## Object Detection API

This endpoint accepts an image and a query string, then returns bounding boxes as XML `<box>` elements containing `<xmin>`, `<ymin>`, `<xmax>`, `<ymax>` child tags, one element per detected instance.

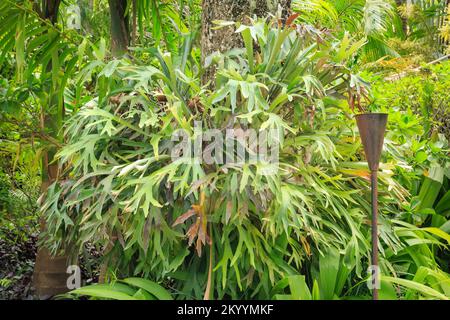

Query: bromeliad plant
<box><xmin>40</xmin><ymin>16</ymin><xmax>432</xmax><ymax>299</ymax></box>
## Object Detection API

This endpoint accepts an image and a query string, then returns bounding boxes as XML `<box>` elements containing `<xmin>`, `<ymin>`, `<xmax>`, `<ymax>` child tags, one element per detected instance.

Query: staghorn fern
<box><xmin>40</xmin><ymin>16</ymin><xmax>409</xmax><ymax>299</ymax></box>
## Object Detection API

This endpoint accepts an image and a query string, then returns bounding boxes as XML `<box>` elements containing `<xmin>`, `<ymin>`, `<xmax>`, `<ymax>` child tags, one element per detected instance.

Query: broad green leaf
<box><xmin>382</xmin><ymin>276</ymin><xmax>449</xmax><ymax>300</ymax></box>
<box><xmin>121</xmin><ymin>278</ymin><xmax>173</xmax><ymax>300</ymax></box>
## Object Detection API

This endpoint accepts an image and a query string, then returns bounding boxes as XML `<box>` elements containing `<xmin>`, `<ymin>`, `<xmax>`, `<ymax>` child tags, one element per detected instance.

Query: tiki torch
<box><xmin>355</xmin><ymin>113</ymin><xmax>388</xmax><ymax>301</ymax></box>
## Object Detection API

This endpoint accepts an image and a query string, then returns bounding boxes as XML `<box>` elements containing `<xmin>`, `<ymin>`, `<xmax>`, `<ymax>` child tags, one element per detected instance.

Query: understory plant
<box><xmin>364</xmin><ymin>63</ymin><xmax>450</xmax><ymax>298</ymax></box>
<box><xmin>40</xmin><ymin>16</ymin><xmax>450</xmax><ymax>300</ymax></box>
<box><xmin>367</xmin><ymin>62</ymin><xmax>450</xmax><ymax>140</ymax></box>
<box><xmin>63</xmin><ymin>277</ymin><xmax>173</xmax><ymax>300</ymax></box>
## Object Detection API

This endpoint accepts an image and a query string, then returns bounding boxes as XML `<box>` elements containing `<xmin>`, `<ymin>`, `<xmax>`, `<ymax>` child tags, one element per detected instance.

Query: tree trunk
<box><xmin>395</xmin><ymin>0</ymin><xmax>408</xmax><ymax>38</ymax></box>
<box><xmin>96</xmin><ymin>2</ymin><xmax>131</xmax><ymax>283</ymax></box>
<box><xmin>108</xmin><ymin>0</ymin><xmax>130</xmax><ymax>56</ymax></box>
<box><xmin>32</xmin><ymin>0</ymin><xmax>70</xmax><ymax>299</ymax></box>
<box><xmin>199</xmin><ymin>0</ymin><xmax>290</xmax><ymax>300</ymax></box>
<box><xmin>201</xmin><ymin>0</ymin><xmax>291</xmax><ymax>84</ymax></box>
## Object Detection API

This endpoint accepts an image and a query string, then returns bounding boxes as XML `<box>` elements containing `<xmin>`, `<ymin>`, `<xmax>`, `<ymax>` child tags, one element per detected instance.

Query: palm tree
<box><xmin>0</xmin><ymin>0</ymin><xmax>134</xmax><ymax>297</ymax></box>
<box><xmin>397</xmin><ymin>0</ymin><xmax>450</xmax><ymax>55</ymax></box>
<box><xmin>292</xmin><ymin>0</ymin><xmax>403</xmax><ymax>61</ymax></box>
<box><xmin>0</xmin><ymin>0</ymin><xmax>72</xmax><ymax>298</ymax></box>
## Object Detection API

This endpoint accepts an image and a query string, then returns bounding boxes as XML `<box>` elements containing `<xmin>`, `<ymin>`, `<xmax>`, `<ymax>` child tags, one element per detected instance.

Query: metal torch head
<box><xmin>355</xmin><ymin>113</ymin><xmax>388</xmax><ymax>171</ymax></box>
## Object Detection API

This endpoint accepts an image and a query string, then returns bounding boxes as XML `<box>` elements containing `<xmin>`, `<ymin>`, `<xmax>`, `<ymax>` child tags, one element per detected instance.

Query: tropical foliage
<box><xmin>40</xmin><ymin>17</ymin><xmax>373</xmax><ymax>299</ymax></box>
<box><xmin>292</xmin><ymin>0</ymin><xmax>402</xmax><ymax>61</ymax></box>
<box><xmin>64</xmin><ymin>277</ymin><xmax>173</xmax><ymax>300</ymax></box>
<box><xmin>0</xmin><ymin>0</ymin><xmax>449</xmax><ymax>301</ymax></box>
